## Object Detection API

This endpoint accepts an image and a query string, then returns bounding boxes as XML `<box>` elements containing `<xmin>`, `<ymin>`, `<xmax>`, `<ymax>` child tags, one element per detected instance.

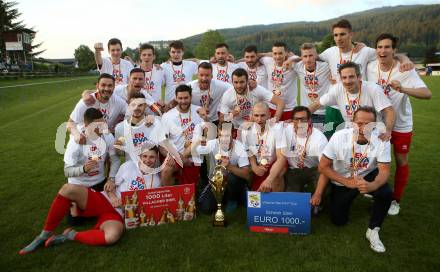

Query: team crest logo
<box><xmin>248</xmin><ymin>192</ymin><xmax>261</xmax><ymax>208</ymax></box>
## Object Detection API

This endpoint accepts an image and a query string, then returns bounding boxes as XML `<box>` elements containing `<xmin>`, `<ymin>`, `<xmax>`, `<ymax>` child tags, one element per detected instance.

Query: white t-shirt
<box><xmin>219</xmin><ymin>86</ymin><xmax>273</xmax><ymax>128</ymax></box>
<box><xmin>278</xmin><ymin>125</ymin><xmax>328</xmax><ymax>169</ymax></box>
<box><xmin>69</xmin><ymin>91</ymin><xmax>127</xmax><ymax>131</ymax></box>
<box><xmin>113</xmin><ymin>84</ymin><xmax>155</xmax><ymax>105</ymax></box>
<box><xmin>211</xmin><ymin>62</ymin><xmax>239</xmax><ymax>84</ymax></box>
<box><xmin>161</xmin><ymin>61</ymin><xmax>198</xmax><ymax>103</ymax></box>
<box><xmin>64</xmin><ymin>133</ymin><xmax>116</xmax><ymax>186</ymax></box>
<box><xmin>107</xmin><ymin>160</ymin><xmax>161</xmax><ymax>216</ymax></box>
<box><xmin>322</xmin><ymin>128</ymin><xmax>391</xmax><ymax>186</ymax></box>
<box><xmin>114</xmin><ymin>118</ymin><xmax>167</xmax><ymax>161</ymax></box>
<box><xmin>260</xmin><ymin>56</ymin><xmax>298</xmax><ymax>111</ymax></box>
<box><xmin>367</xmin><ymin>61</ymin><xmax>427</xmax><ymax>133</ymax></box>
<box><xmin>238</xmin><ymin>62</ymin><xmax>268</xmax><ymax>89</ymax></box>
<box><xmin>239</xmin><ymin>122</ymin><xmax>282</xmax><ymax>165</ymax></box>
<box><xmin>196</xmin><ymin>139</ymin><xmax>249</xmax><ymax>174</ymax></box>
<box><xmin>142</xmin><ymin>66</ymin><xmax>166</xmax><ymax>102</ymax></box>
<box><xmin>188</xmin><ymin>79</ymin><xmax>230</xmax><ymax>122</ymax></box>
<box><xmin>319</xmin><ymin>81</ymin><xmax>391</xmax><ymax>122</ymax></box>
<box><xmin>100</xmin><ymin>58</ymin><xmax>134</xmax><ymax>85</ymax></box>
<box><xmin>294</xmin><ymin>61</ymin><xmax>331</xmax><ymax>115</ymax></box>
<box><xmin>161</xmin><ymin>105</ymin><xmax>204</xmax><ymax>153</ymax></box>
<box><xmin>319</xmin><ymin>46</ymin><xmax>376</xmax><ymax>81</ymax></box>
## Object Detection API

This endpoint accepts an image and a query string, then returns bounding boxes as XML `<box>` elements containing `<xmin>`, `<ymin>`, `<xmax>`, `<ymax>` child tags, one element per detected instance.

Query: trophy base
<box><xmin>213</xmin><ymin>219</ymin><xmax>226</xmax><ymax>227</ymax></box>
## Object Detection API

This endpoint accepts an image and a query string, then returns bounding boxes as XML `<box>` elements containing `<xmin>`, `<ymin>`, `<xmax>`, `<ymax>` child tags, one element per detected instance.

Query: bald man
<box><xmin>240</xmin><ymin>102</ymin><xmax>285</xmax><ymax>192</ymax></box>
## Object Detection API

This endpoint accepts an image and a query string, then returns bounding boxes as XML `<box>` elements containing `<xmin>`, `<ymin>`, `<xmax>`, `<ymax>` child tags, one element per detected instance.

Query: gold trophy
<box><xmin>210</xmin><ymin>156</ymin><xmax>228</xmax><ymax>227</ymax></box>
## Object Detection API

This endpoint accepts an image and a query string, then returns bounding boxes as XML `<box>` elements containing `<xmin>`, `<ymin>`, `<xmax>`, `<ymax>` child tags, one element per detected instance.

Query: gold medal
<box><xmin>260</xmin><ymin>158</ymin><xmax>268</xmax><ymax>166</ymax></box>
<box><xmin>273</xmin><ymin>88</ymin><xmax>281</xmax><ymax>96</ymax></box>
<box><xmin>118</xmin><ymin>137</ymin><xmax>125</xmax><ymax>144</ymax></box>
<box><xmin>234</xmin><ymin>105</ymin><xmax>241</xmax><ymax>113</ymax></box>
<box><xmin>91</xmin><ymin>155</ymin><xmax>99</xmax><ymax>161</ymax></box>
<box><xmin>215</xmin><ymin>153</ymin><xmax>222</xmax><ymax>161</ymax></box>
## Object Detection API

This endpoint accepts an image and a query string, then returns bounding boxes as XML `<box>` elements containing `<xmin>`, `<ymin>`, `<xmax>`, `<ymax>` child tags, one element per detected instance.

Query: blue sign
<box><xmin>247</xmin><ymin>191</ymin><xmax>311</xmax><ymax>235</ymax></box>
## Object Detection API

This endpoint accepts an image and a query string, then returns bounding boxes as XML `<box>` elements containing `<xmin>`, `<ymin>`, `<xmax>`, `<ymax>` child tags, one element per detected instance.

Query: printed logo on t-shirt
<box><xmin>200</xmin><ymin>93</ymin><xmax>212</xmax><ymax>107</ymax></box>
<box><xmin>248</xmin><ymin>69</ymin><xmax>257</xmax><ymax>81</ymax></box>
<box><xmin>113</xmin><ymin>68</ymin><xmax>123</xmax><ymax>85</ymax></box>
<box><xmin>345</xmin><ymin>99</ymin><xmax>360</xmax><ymax>119</ymax></box>
<box><xmin>99</xmin><ymin>108</ymin><xmax>109</xmax><ymax>121</ymax></box>
<box><xmin>237</xmin><ymin>96</ymin><xmax>252</xmax><ymax>120</ymax></box>
<box><xmin>304</xmin><ymin>74</ymin><xmax>319</xmax><ymax>100</ymax></box>
<box><xmin>173</xmin><ymin>70</ymin><xmax>186</xmax><ymax>84</ymax></box>
<box><xmin>130</xmin><ymin>176</ymin><xmax>146</xmax><ymax>190</ymax></box>
<box><xmin>144</xmin><ymin>79</ymin><xmax>155</xmax><ymax>91</ymax></box>
<box><xmin>376</xmin><ymin>80</ymin><xmax>391</xmax><ymax>97</ymax></box>
<box><xmin>350</xmin><ymin>152</ymin><xmax>369</xmax><ymax>174</ymax></box>
<box><xmin>133</xmin><ymin>132</ymin><xmax>154</xmax><ymax>147</ymax></box>
<box><xmin>181</xmin><ymin>118</ymin><xmax>195</xmax><ymax>140</ymax></box>
<box><xmin>216</xmin><ymin>69</ymin><xmax>230</xmax><ymax>82</ymax></box>
<box><xmin>271</xmin><ymin>69</ymin><xmax>284</xmax><ymax>84</ymax></box>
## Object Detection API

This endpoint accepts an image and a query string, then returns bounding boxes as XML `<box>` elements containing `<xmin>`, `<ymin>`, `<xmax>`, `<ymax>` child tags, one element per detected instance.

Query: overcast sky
<box><xmin>16</xmin><ymin>0</ymin><xmax>440</xmax><ymax>58</ymax></box>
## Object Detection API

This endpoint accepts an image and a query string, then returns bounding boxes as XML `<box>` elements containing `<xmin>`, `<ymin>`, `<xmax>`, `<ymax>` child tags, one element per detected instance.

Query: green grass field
<box><xmin>0</xmin><ymin>76</ymin><xmax>439</xmax><ymax>271</ymax></box>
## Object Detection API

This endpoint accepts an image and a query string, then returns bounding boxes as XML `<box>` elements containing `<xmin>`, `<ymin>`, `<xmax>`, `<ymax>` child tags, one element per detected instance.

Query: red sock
<box><xmin>393</xmin><ymin>164</ymin><xmax>409</xmax><ymax>202</ymax></box>
<box><xmin>43</xmin><ymin>194</ymin><xmax>71</xmax><ymax>232</ymax></box>
<box><xmin>74</xmin><ymin>230</ymin><xmax>107</xmax><ymax>246</ymax></box>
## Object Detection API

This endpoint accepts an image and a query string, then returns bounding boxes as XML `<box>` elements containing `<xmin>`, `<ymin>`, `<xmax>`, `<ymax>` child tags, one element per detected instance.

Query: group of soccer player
<box><xmin>20</xmin><ymin>19</ymin><xmax>432</xmax><ymax>255</ymax></box>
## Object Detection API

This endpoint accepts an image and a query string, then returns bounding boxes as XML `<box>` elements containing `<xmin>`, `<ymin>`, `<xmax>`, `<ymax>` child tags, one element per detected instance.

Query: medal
<box><xmin>215</xmin><ymin>153</ymin><xmax>222</xmax><ymax>161</ymax></box>
<box><xmin>260</xmin><ymin>158</ymin><xmax>268</xmax><ymax>166</ymax></box>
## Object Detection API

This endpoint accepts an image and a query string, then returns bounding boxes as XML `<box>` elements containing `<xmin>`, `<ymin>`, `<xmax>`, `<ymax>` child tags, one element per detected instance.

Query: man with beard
<box><xmin>366</xmin><ymin>33</ymin><xmax>432</xmax><ymax>215</ymax></box>
<box><xmin>161</xmin><ymin>85</ymin><xmax>208</xmax><ymax>186</ymax></box>
<box><xmin>219</xmin><ymin>68</ymin><xmax>284</xmax><ymax>136</ymax></box>
<box><xmin>187</xmin><ymin>62</ymin><xmax>230</xmax><ymax>124</ymax></box>
<box><xmin>211</xmin><ymin>43</ymin><xmax>239</xmax><ymax>84</ymax></box>
<box><xmin>309</xmin><ymin>62</ymin><xmax>395</xmax><ymax>142</ymax></box>
<box><xmin>68</xmin><ymin>74</ymin><xmax>127</xmax><ymax>142</ymax></box>
<box><xmin>114</xmin><ymin>92</ymin><xmax>167</xmax><ymax>162</ymax></box>
<box><xmin>94</xmin><ymin>38</ymin><xmax>134</xmax><ymax>85</ymax></box>
<box><xmin>238</xmin><ymin>45</ymin><xmax>268</xmax><ymax>89</ymax></box>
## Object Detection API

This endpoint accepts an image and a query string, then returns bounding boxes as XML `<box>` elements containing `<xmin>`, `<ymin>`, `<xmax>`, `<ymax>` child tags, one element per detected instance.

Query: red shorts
<box><xmin>251</xmin><ymin>163</ymin><xmax>273</xmax><ymax>191</ymax></box>
<box><xmin>391</xmin><ymin>131</ymin><xmax>412</xmax><ymax>154</ymax></box>
<box><xmin>269</xmin><ymin>108</ymin><xmax>292</xmax><ymax>121</ymax></box>
<box><xmin>77</xmin><ymin>188</ymin><xmax>123</xmax><ymax>229</ymax></box>
<box><xmin>175</xmin><ymin>162</ymin><xmax>201</xmax><ymax>185</ymax></box>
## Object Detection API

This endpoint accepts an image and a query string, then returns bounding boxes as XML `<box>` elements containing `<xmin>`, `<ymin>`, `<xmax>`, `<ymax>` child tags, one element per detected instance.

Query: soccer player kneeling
<box><xmin>318</xmin><ymin>106</ymin><xmax>392</xmax><ymax>253</ymax></box>
<box><xmin>19</xmin><ymin>111</ymin><xmax>161</xmax><ymax>254</ymax></box>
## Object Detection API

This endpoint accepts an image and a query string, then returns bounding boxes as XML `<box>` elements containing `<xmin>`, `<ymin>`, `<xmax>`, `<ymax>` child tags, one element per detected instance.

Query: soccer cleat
<box><xmin>19</xmin><ymin>231</ymin><xmax>51</xmax><ymax>255</ymax></box>
<box><xmin>366</xmin><ymin>227</ymin><xmax>386</xmax><ymax>253</ymax></box>
<box><xmin>45</xmin><ymin>228</ymin><xmax>75</xmax><ymax>248</ymax></box>
<box><xmin>388</xmin><ymin>200</ymin><xmax>400</xmax><ymax>216</ymax></box>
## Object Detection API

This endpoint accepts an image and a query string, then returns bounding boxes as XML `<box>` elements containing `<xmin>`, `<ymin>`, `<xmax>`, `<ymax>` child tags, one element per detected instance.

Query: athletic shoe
<box><xmin>366</xmin><ymin>227</ymin><xmax>386</xmax><ymax>253</ymax></box>
<box><xmin>19</xmin><ymin>231</ymin><xmax>52</xmax><ymax>255</ymax></box>
<box><xmin>45</xmin><ymin>228</ymin><xmax>75</xmax><ymax>247</ymax></box>
<box><xmin>388</xmin><ymin>200</ymin><xmax>400</xmax><ymax>215</ymax></box>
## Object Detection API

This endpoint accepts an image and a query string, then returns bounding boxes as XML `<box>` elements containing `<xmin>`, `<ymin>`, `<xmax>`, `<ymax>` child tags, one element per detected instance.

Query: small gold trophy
<box><xmin>210</xmin><ymin>158</ymin><xmax>228</xmax><ymax>227</ymax></box>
